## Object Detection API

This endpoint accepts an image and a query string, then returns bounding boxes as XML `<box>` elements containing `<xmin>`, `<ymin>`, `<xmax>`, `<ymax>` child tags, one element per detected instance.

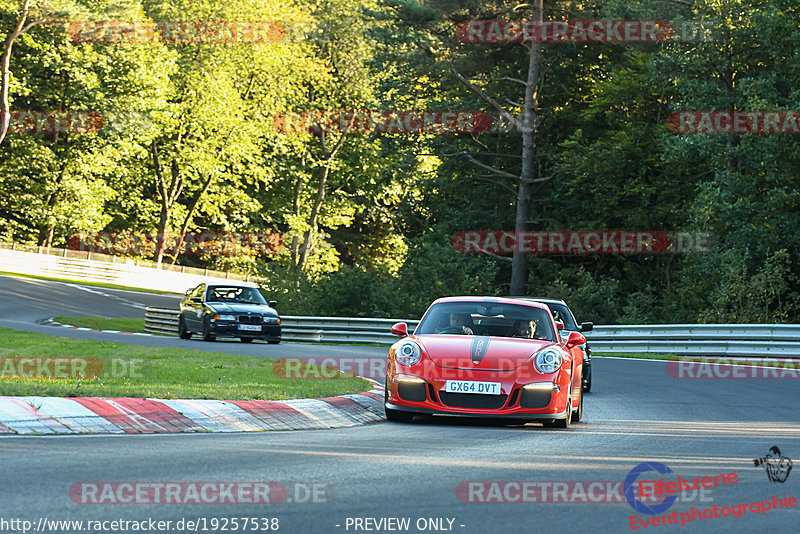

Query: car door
<box><xmin>184</xmin><ymin>284</ymin><xmax>206</xmax><ymax>330</ymax></box>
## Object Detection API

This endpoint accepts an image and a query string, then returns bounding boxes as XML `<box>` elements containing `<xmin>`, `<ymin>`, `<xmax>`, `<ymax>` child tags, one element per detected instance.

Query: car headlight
<box><xmin>393</xmin><ymin>340</ymin><xmax>422</xmax><ymax>366</ymax></box>
<box><xmin>264</xmin><ymin>317</ymin><xmax>280</xmax><ymax>324</ymax></box>
<box><xmin>534</xmin><ymin>349</ymin><xmax>563</xmax><ymax>374</ymax></box>
<box><xmin>218</xmin><ymin>314</ymin><xmax>236</xmax><ymax>321</ymax></box>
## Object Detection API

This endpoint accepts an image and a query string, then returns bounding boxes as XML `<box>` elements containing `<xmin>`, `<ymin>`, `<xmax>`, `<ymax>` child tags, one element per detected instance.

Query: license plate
<box><xmin>237</xmin><ymin>324</ymin><xmax>261</xmax><ymax>331</ymax></box>
<box><xmin>444</xmin><ymin>380</ymin><xmax>501</xmax><ymax>395</ymax></box>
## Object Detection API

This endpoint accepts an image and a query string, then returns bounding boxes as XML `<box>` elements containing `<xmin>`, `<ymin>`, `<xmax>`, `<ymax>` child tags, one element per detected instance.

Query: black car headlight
<box><xmin>534</xmin><ymin>349</ymin><xmax>563</xmax><ymax>374</ymax></box>
<box><xmin>392</xmin><ymin>340</ymin><xmax>422</xmax><ymax>366</ymax></box>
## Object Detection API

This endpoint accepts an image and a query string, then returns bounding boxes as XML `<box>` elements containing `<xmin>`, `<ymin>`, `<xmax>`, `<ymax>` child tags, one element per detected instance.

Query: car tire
<box><xmin>240</xmin><ymin>338</ymin><xmax>253</xmax><ymax>343</ymax></box>
<box><xmin>573</xmin><ymin>387</ymin><xmax>583</xmax><ymax>423</ymax></box>
<box><xmin>178</xmin><ymin>314</ymin><xmax>192</xmax><ymax>339</ymax></box>
<box><xmin>267</xmin><ymin>339</ymin><xmax>280</xmax><ymax>345</ymax></box>
<box><xmin>384</xmin><ymin>384</ymin><xmax>414</xmax><ymax>423</ymax></box>
<box><xmin>202</xmin><ymin>317</ymin><xmax>216</xmax><ymax>342</ymax></box>
<box><xmin>583</xmin><ymin>372</ymin><xmax>592</xmax><ymax>392</ymax></box>
<box><xmin>543</xmin><ymin>398</ymin><xmax>572</xmax><ymax>429</ymax></box>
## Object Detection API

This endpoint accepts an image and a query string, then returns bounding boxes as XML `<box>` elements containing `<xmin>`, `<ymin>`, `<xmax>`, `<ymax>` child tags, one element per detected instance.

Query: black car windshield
<box><xmin>541</xmin><ymin>302</ymin><xmax>578</xmax><ymax>330</ymax></box>
<box><xmin>205</xmin><ymin>286</ymin><xmax>267</xmax><ymax>305</ymax></box>
<box><xmin>415</xmin><ymin>301</ymin><xmax>557</xmax><ymax>342</ymax></box>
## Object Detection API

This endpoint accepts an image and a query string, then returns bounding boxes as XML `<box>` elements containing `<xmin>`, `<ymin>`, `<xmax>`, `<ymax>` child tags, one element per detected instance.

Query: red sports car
<box><xmin>384</xmin><ymin>296</ymin><xmax>586</xmax><ymax>427</ymax></box>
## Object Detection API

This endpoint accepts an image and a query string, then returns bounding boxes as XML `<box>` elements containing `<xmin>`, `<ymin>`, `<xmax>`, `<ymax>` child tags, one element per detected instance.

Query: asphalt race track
<box><xmin>1</xmin><ymin>274</ymin><xmax>799</xmax><ymax>533</ymax></box>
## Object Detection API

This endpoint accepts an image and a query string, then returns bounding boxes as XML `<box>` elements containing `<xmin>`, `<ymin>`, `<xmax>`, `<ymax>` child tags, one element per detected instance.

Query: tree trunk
<box><xmin>151</xmin><ymin>142</ymin><xmax>183</xmax><ymax>264</ymax></box>
<box><xmin>294</xmin><ymin>131</ymin><xmax>348</xmax><ymax>271</ymax></box>
<box><xmin>296</xmin><ymin>165</ymin><xmax>329</xmax><ymax>270</ymax></box>
<box><xmin>509</xmin><ymin>0</ymin><xmax>543</xmax><ymax>296</ymax></box>
<box><xmin>168</xmin><ymin>171</ymin><xmax>215</xmax><ymax>265</ymax></box>
<box><xmin>0</xmin><ymin>0</ymin><xmax>33</xmax><ymax>146</ymax></box>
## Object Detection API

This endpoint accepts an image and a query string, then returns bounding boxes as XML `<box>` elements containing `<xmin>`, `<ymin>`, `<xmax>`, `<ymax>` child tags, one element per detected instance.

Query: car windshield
<box><xmin>541</xmin><ymin>302</ymin><xmax>578</xmax><ymax>330</ymax></box>
<box><xmin>415</xmin><ymin>301</ymin><xmax>557</xmax><ymax>342</ymax></box>
<box><xmin>205</xmin><ymin>286</ymin><xmax>267</xmax><ymax>305</ymax></box>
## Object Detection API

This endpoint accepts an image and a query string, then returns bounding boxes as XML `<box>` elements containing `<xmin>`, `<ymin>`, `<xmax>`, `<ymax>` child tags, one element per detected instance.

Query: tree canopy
<box><xmin>1</xmin><ymin>0</ymin><xmax>798</xmax><ymax>322</ymax></box>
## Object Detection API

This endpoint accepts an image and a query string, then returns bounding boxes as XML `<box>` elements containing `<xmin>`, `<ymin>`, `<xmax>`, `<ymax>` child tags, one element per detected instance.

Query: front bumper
<box><xmin>385</xmin><ymin>365</ymin><xmax>573</xmax><ymax>419</ymax></box>
<box><xmin>210</xmin><ymin>322</ymin><xmax>281</xmax><ymax>340</ymax></box>
<box><xmin>384</xmin><ymin>401</ymin><xmax>570</xmax><ymax>420</ymax></box>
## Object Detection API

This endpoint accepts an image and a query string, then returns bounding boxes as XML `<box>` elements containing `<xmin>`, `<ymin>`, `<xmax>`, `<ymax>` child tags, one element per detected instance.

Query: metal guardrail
<box><xmin>583</xmin><ymin>324</ymin><xmax>800</xmax><ymax>357</ymax></box>
<box><xmin>279</xmin><ymin>316</ymin><xmax>420</xmax><ymax>345</ymax></box>
<box><xmin>145</xmin><ymin>308</ymin><xmax>419</xmax><ymax>343</ymax></box>
<box><xmin>144</xmin><ymin>307</ymin><xmax>181</xmax><ymax>335</ymax></box>
<box><xmin>144</xmin><ymin>308</ymin><xmax>800</xmax><ymax>357</ymax></box>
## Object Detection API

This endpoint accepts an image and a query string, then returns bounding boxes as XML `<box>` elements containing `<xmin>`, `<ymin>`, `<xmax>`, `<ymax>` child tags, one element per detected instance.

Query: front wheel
<box><xmin>543</xmin><ymin>398</ymin><xmax>572</xmax><ymax>429</ymax></box>
<box><xmin>384</xmin><ymin>383</ymin><xmax>414</xmax><ymax>423</ymax></box>
<box><xmin>202</xmin><ymin>317</ymin><xmax>216</xmax><ymax>342</ymax></box>
<box><xmin>178</xmin><ymin>314</ymin><xmax>192</xmax><ymax>339</ymax></box>
<box><xmin>573</xmin><ymin>387</ymin><xmax>583</xmax><ymax>423</ymax></box>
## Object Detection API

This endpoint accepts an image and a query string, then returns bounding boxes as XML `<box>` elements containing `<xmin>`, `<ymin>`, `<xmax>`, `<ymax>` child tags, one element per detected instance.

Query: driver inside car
<box><xmin>448</xmin><ymin>313</ymin><xmax>474</xmax><ymax>335</ymax></box>
<box><xmin>512</xmin><ymin>319</ymin><xmax>536</xmax><ymax>339</ymax></box>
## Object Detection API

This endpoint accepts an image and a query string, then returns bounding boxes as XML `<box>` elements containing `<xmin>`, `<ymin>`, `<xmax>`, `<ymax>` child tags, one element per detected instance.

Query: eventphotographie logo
<box><xmin>754</xmin><ymin>447</ymin><xmax>792</xmax><ymax>483</ymax></box>
<box><xmin>625</xmin><ymin>463</ymin><xmax>678</xmax><ymax>515</ymax></box>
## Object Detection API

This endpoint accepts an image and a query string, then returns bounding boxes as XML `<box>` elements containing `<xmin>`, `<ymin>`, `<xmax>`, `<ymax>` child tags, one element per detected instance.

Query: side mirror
<box><xmin>390</xmin><ymin>322</ymin><xmax>408</xmax><ymax>338</ymax></box>
<box><xmin>268</xmin><ymin>300</ymin><xmax>277</xmax><ymax>308</ymax></box>
<box><xmin>565</xmin><ymin>331</ymin><xmax>586</xmax><ymax>348</ymax></box>
<box><xmin>555</xmin><ymin>320</ymin><xmax>565</xmax><ymax>329</ymax></box>
<box><xmin>580</xmin><ymin>322</ymin><xmax>593</xmax><ymax>332</ymax></box>
<box><xmin>190</xmin><ymin>297</ymin><xmax>202</xmax><ymax>303</ymax></box>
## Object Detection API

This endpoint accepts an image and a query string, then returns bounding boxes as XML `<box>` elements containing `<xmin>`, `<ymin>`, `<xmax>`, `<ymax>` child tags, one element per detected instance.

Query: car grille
<box><xmin>520</xmin><ymin>388</ymin><xmax>552</xmax><ymax>408</ymax></box>
<box><xmin>238</xmin><ymin>315</ymin><xmax>262</xmax><ymax>324</ymax></box>
<box><xmin>398</xmin><ymin>381</ymin><xmax>427</xmax><ymax>402</ymax></box>
<box><xmin>438</xmin><ymin>392</ymin><xmax>508</xmax><ymax>410</ymax></box>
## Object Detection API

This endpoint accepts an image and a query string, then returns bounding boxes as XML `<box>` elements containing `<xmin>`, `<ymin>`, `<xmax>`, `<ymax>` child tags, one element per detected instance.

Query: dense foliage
<box><xmin>2</xmin><ymin>0</ymin><xmax>798</xmax><ymax>322</ymax></box>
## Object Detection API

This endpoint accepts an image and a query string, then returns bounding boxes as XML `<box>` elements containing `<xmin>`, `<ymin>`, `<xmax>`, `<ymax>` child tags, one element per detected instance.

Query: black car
<box><xmin>511</xmin><ymin>297</ymin><xmax>593</xmax><ymax>392</ymax></box>
<box><xmin>179</xmin><ymin>284</ymin><xmax>281</xmax><ymax>344</ymax></box>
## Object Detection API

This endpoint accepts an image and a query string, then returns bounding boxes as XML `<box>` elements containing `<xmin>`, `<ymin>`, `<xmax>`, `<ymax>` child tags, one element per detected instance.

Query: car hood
<box><xmin>414</xmin><ymin>335</ymin><xmax>556</xmax><ymax>371</ymax></box>
<box><xmin>207</xmin><ymin>303</ymin><xmax>278</xmax><ymax>316</ymax></box>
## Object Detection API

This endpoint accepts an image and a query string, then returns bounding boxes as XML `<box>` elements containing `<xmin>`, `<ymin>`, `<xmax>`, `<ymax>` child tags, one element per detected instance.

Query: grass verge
<box><xmin>54</xmin><ymin>316</ymin><xmax>146</xmax><ymax>333</ymax></box>
<box><xmin>0</xmin><ymin>327</ymin><xmax>371</xmax><ymax>400</ymax></box>
<box><xmin>0</xmin><ymin>271</ymin><xmax>178</xmax><ymax>295</ymax></box>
